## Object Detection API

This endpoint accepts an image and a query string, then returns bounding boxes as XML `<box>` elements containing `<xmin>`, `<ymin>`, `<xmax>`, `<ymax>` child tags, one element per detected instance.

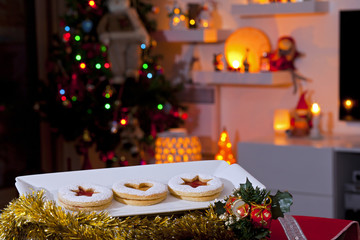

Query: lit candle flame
<box><xmin>311</xmin><ymin>103</ymin><xmax>321</xmax><ymax>116</ymax></box>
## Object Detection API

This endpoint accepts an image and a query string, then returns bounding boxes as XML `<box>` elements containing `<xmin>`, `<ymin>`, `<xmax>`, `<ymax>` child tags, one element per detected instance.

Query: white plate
<box><xmin>15</xmin><ymin>160</ymin><xmax>265</xmax><ymax>217</ymax></box>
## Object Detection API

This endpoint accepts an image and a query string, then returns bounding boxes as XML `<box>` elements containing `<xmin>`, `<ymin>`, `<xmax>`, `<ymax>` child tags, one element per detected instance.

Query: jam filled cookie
<box><xmin>112</xmin><ymin>179</ymin><xmax>167</xmax><ymax>206</ymax></box>
<box><xmin>57</xmin><ymin>183</ymin><xmax>113</xmax><ymax>211</ymax></box>
<box><xmin>167</xmin><ymin>173</ymin><xmax>224</xmax><ymax>202</ymax></box>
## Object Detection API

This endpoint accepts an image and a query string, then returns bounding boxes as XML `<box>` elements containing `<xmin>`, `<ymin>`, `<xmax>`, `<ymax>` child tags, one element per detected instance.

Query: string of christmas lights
<box><xmin>35</xmin><ymin>0</ymin><xmax>187</xmax><ymax>167</ymax></box>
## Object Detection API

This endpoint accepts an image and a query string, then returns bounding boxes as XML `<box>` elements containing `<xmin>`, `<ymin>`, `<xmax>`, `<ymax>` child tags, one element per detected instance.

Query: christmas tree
<box><xmin>214</xmin><ymin>128</ymin><xmax>235</xmax><ymax>164</ymax></box>
<box><xmin>36</xmin><ymin>0</ymin><xmax>187</xmax><ymax>167</ymax></box>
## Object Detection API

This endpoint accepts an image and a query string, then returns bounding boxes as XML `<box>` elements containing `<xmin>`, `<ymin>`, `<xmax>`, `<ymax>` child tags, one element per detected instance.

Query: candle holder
<box><xmin>154</xmin><ymin>128</ymin><xmax>202</xmax><ymax>164</ymax></box>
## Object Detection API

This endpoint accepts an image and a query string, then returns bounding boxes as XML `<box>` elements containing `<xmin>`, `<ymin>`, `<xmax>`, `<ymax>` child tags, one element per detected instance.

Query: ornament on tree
<box><xmin>97</xmin><ymin>0</ymin><xmax>150</xmax><ymax>84</ymax></box>
<box><xmin>82</xmin><ymin>19</ymin><xmax>94</xmax><ymax>33</ymax></box>
<box><xmin>103</xmin><ymin>85</ymin><xmax>115</xmax><ymax>98</ymax></box>
<box><xmin>215</xmin><ymin>128</ymin><xmax>235</xmax><ymax>164</ymax></box>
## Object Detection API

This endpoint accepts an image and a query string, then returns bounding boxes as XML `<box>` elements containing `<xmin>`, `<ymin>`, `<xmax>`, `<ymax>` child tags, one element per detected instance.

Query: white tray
<box><xmin>15</xmin><ymin>160</ymin><xmax>265</xmax><ymax>217</ymax></box>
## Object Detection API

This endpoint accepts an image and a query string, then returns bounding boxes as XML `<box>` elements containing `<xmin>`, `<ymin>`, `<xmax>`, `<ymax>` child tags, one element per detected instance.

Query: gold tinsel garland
<box><xmin>0</xmin><ymin>191</ymin><xmax>236</xmax><ymax>240</ymax></box>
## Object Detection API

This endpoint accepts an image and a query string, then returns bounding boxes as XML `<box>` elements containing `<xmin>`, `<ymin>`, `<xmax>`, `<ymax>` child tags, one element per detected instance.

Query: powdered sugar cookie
<box><xmin>57</xmin><ymin>183</ymin><xmax>113</xmax><ymax>211</ymax></box>
<box><xmin>168</xmin><ymin>173</ymin><xmax>223</xmax><ymax>202</ymax></box>
<box><xmin>112</xmin><ymin>179</ymin><xmax>167</xmax><ymax>206</ymax></box>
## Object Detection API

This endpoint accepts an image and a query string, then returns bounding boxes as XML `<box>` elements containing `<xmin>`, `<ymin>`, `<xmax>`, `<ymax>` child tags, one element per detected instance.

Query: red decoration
<box><xmin>225</xmin><ymin>196</ymin><xmax>238</xmax><ymax>214</ymax></box>
<box><xmin>269</xmin><ymin>36</ymin><xmax>300</xmax><ymax>71</ymax></box>
<box><xmin>225</xmin><ymin>197</ymin><xmax>250</xmax><ymax>218</ymax></box>
<box><xmin>63</xmin><ymin>33</ymin><xmax>71</xmax><ymax>42</ymax></box>
<box><xmin>250</xmin><ymin>201</ymin><xmax>272</xmax><ymax>228</ymax></box>
<box><xmin>235</xmin><ymin>201</ymin><xmax>250</xmax><ymax>218</ymax></box>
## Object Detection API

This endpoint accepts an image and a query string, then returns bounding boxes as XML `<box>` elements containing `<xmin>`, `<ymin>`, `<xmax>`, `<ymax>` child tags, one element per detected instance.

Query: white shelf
<box><xmin>231</xmin><ymin>1</ymin><xmax>329</xmax><ymax>17</ymax></box>
<box><xmin>151</xmin><ymin>29</ymin><xmax>233</xmax><ymax>43</ymax></box>
<box><xmin>192</xmin><ymin>70</ymin><xmax>293</xmax><ymax>86</ymax></box>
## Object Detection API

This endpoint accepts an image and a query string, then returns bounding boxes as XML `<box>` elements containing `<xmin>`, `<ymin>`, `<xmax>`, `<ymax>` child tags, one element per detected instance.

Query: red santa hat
<box><xmin>296</xmin><ymin>91</ymin><xmax>309</xmax><ymax>116</ymax></box>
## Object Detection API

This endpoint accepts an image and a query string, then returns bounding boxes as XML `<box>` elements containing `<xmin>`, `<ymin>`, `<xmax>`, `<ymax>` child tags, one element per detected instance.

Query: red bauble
<box><xmin>235</xmin><ymin>202</ymin><xmax>250</xmax><ymax>218</ymax></box>
<box><xmin>225</xmin><ymin>196</ymin><xmax>238</xmax><ymax>214</ymax></box>
<box><xmin>250</xmin><ymin>207</ymin><xmax>272</xmax><ymax>228</ymax></box>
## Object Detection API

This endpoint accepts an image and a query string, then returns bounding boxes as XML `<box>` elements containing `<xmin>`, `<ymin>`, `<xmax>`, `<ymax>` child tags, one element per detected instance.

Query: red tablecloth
<box><xmin>270</xmin><ymin>215</ymin><xmax>360</xmax><ymax>240</ymax></box>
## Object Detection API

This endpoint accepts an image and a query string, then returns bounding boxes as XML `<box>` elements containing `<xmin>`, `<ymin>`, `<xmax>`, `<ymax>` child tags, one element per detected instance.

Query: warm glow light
<box><xmin>344</xmin><ymin>99</ymin><xmax>354</xmax><ymax>110</ymax></box>
<box><xmin>173</xmin><ymin>17</ymin><xmax>180</xmax><ymax>24</ymax></box>
<box><xmin>224</xmin><ymin>27</ymin><xmax>271</xmax><ymax>72</ymax></box>
<box><xmin>311</xmin><ymin>103</ymin><xmax>321</xmax><ymax>116</ymax></box>
<box><xmin>120</xmin><ymin>119</ymin><xmax>127</xmax><ymax>125</ymax></box>
<box><xmin>232</xmin><ymin>60</ymin><xmax>240</xmax><ymax>69</ymax></box>
<box><xmin>215</xmin><ymin>129</ymin><xmax>236</xmax><ymax>164</ymax></box>
<box><xmin>180</xmin><ymin>15</ymin><xmax>185</xmax><ymax>21</ymax></box>
<box><xmin>174</xmin><ymin>8</ymin><xmax>180</xmax><ymax>14</ymax></box>
<box><xmin>155</xmin><ymin>129</ymin><xmax>202</xmax><ymax>164</ymax></box>
<box><xmin>88</xmin><ymin>0</ymin><xmax>96</xmax><ymax>8</ymax></box>
<box><xmin>189</xmin><ymin>19</ymin><xmax>196</xmax><ymax>25</ymax></box>
<box><xmin>80</xmin><ymin>63</ymin><xmax>86</xmax><ymax>69</ymax></box>
<box><xmin>202</xmin><ymin>21</ymin><xmax>209</xmax><ymax>28</ymax></box>
<box><xmin>273</xmin><ymin>109</ymin><xmax>291</xmax><ymax>135</ymax></box>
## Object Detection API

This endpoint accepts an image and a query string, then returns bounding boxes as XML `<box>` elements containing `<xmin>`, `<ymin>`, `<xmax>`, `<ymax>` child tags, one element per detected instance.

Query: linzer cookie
<box><xmin>57</xmin><ymin>183</ymin><xmax>113</xmax><ymax>211</ymax></box>
<box><xmin>112</xmin><ymin>179</ymin><xmax>167</xmax><ymax>206</ymax></box>
<box><xmin>167</xmin><ymin>173</ymin><xmax>223</xmax><ymax>202</ymax></box>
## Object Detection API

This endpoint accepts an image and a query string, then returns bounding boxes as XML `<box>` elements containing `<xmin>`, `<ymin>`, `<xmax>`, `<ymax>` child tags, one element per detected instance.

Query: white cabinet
<box><xmin>237</xmin><ymin>135</ymin><xmax>360</xmax><ymax>219</ymax></box>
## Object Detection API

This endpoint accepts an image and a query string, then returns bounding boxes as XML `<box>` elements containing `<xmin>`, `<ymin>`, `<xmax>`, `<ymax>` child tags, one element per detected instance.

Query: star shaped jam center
<box><xmin>71</xmin><ymin>186</ymin><xmax>97</xmax><ymax>197</ymax></box>
<box><xmin>181</xmin><ymin>175</ymin><xmax>211</xmax><ymax>188</ymax></box>
<box><xmin>124</xmin><ymin>183</ymin><xmax>153</xmax><ymax>191</ymax></box>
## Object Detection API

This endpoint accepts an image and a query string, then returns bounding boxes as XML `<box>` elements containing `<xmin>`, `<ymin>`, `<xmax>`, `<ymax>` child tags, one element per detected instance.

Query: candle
<box><xmin>311</xmin><ymin>103</ymin><xmax>321</xmax><ymax>116</ymax></box>
<box><xmin>310</xmin><ymin>103</ymin><xmax>322</xmax><ymax>139</ymax></box>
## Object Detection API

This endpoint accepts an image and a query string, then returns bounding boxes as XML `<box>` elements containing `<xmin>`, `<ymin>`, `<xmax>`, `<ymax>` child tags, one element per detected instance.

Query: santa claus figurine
<box><xmin>290</xmin><ymin>91</ymin><xmax>312</xmax><ymax>137</ymax></box>
<box><xmin>97</xmin><ymin>0</ymin><xmax>150</xmax><ymax>84</ymax></box>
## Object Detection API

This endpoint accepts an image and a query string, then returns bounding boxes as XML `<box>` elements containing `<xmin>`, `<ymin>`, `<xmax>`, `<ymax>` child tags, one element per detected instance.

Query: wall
<box><xmin>152</xmin><ymin>0</ymin><xmax>360</xmax><ymax>157</ymax></box>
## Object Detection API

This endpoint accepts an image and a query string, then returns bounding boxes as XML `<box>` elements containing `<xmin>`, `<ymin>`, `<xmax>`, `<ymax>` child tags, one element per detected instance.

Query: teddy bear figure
<box><xmin>97</xmin><ymin>0</ymin><xmax>150</xmax><ymax>84</ymax></box>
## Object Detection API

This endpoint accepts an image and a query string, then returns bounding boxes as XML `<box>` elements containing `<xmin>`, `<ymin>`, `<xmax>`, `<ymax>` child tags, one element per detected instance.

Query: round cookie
<box><xmin>167</xmin><ymin>173</ymin><xmax>223</xmax><ymax>202</ymax></box>
<box><xmin>57</xmin><ymin>183</ymin><xmax>113</xmax><ymax>211</ymax></box>
<box><xmin>112</xmin><ymin>179</ymin><xmax>167</xmax><ymax>206</ymax></box>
